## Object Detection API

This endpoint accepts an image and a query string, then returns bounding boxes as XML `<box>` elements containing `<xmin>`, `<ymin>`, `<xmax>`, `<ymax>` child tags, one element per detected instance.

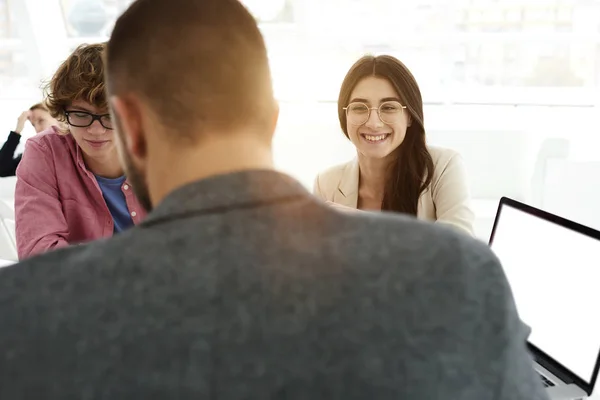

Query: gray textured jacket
<box><xmin>0</xmin><ymin>170</ymin><xmax>548</xmax><ymax>399</ymax></box>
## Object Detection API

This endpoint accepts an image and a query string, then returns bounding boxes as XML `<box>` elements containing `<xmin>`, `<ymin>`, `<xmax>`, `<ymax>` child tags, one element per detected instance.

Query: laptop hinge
<box><xmin>533</xmin><ymin>351</ymin><xmax>576</xmax><ymax>385</ymax></box>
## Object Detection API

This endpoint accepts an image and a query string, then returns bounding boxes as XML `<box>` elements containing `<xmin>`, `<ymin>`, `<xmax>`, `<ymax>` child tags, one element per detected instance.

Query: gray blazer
<box><xmin>0</xmin><ymin>170</ymin><xmax>547</xmax><ymax>399</ymax></box>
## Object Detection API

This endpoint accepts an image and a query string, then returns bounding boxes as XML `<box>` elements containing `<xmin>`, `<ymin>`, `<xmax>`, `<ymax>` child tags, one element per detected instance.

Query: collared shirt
<box><xmin>15</xmin><ymin>128</ymin><xmax>146</xmax><ymax>259</ymax></box>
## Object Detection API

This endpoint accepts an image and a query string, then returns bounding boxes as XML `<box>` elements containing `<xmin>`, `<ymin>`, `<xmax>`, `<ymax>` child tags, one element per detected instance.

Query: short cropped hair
<box><xmin>105</xmin><ymin>0</ymin><xmax>274</xmax><ymax>140</ymax></box>
<box><xmin>44</xmin><ymin>43</ymin><xmax>107</xmax><ymax>123</ymax></box>
<box><xmin>29</xmin><ymin>103</ymin><xmax>48</xmax><ymax>112</ymax></box>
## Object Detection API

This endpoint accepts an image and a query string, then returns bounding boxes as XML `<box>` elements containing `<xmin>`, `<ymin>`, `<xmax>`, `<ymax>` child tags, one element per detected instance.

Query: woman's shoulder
<box><xmin>314</xmin><ymin>159</ymin><xmax>357</xmax><ymax>197</ymax></box>
<box><xmin>315</xmin><ymin>159</ymin><xmax>358</xmax><ymax>188</ymax></box>
<box><xmin>427</xmin><ymin>145</ymin><xmax>461</xmax><ymax>168</ymax></box>
<box><xmin>426</xmin><ymin>145</ymin><xmax>467</xmax><ymax>189</ymax></box>
<box><xmin>317</xmin><ymin>159</ymin><xmax>355</xmax><ymax>180</ymax></box>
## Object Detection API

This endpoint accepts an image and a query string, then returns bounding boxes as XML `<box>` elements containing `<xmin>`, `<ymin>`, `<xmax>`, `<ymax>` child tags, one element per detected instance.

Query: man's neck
<box><xmin>148</xmin><ymin>135</ymin><xmax>274</xmax><ymax>206</ymax></box>
<box><xmin>84</xmin><ymin>152</ymin><xmax>124</xmax><ymax>179</ymax></box>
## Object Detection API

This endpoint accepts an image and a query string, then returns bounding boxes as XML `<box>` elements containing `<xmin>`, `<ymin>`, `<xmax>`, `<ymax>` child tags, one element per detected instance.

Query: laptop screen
<box><xmin>489</xmin><ymin>202</ymin><xmax>600</xmax><ymax>384</ymax></box>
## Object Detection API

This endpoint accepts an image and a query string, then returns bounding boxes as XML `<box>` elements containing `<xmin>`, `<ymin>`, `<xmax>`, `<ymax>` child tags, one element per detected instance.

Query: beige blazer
<box><xmin>313</xmin><ymin>146</ymin><xmax>475</xmax><ymax>235</ymax></box>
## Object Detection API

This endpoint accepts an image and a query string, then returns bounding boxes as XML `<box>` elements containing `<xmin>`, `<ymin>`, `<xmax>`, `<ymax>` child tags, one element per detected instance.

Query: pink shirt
<box><xmin>15</xmin><ymin>128</ymin><xmax>147</xmax><ymax>259</ymax></box>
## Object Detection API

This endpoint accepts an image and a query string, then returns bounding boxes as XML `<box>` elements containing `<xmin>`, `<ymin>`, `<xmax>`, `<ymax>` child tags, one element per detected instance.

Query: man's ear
<box><xmin>272</xmin><ymin>100</ymin><xmax>280</xmax><ymax>128</ymax></box>
<box><xmin>266</xmin><ymin>100</ymin><xmax>279</xmax><ymax>139</ymax></box>
<box><xmin>110</xmin><ymin>95</ymin><xmax>147</xmax><ymax>160</ymax></box>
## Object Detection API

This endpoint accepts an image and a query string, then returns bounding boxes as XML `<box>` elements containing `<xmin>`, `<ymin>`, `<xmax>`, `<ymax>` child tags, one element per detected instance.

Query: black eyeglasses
<box><xmin>65</xmin><ymin>110</ymin><xmax>113</xmax><ymax>130</ymax></box>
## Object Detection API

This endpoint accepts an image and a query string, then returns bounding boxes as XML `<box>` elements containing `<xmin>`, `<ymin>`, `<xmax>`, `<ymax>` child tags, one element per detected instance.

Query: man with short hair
<box><xmin>0</xmin><ymin>0</ymin><xmax>548</xmax><ymax>399</ymax></box>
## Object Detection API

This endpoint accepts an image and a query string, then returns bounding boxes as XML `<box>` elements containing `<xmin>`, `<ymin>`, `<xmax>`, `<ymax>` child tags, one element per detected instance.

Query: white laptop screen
<box><xmin>489</xmin><ymin>203</ymin><xmax>600</xmax><ymax>384</ymax></box>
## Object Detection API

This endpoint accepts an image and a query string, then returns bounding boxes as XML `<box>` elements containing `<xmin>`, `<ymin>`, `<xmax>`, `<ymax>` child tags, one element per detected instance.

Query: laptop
<box><xmin>489</xmin><ymin>197</ymin><xmax>600</xmax><ymax>400</ymax></box>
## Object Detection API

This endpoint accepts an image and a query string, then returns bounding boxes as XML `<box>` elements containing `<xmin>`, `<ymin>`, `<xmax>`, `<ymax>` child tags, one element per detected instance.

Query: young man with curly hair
<box><xmin>14</xmin><ymin>43</ymin><xmax>146</xmax><ymax>259</ymax></box>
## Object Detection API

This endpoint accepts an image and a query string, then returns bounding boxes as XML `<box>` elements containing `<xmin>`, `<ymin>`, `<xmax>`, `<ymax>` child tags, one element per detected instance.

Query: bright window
<box><xmin>2</xmin><ymin>0</ymin><xmax>600</xmax><ymax>240</ymax></box>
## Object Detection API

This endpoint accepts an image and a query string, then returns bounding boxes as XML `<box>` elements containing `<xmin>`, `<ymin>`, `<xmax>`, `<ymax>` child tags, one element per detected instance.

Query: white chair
<box><xmin>0</xmin><ymin>177</ymin><xmax>17</xmax><ymax>260</ymax></box>
<box><xmin>0</xmin><ymin>177</ymin><xmax>17</xmax><ymax>200</ymax></box>
<box><xmin>0</xmin><ymin>199</ymin><xmax>17</xmax><ymax>261</ymax></box>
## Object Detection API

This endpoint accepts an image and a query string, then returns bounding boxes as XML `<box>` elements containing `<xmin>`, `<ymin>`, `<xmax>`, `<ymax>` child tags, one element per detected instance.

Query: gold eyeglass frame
<box><xmin>343</xmin><ymin>101</ymin><xmax>407</xmax><ymax>126</ymax></box>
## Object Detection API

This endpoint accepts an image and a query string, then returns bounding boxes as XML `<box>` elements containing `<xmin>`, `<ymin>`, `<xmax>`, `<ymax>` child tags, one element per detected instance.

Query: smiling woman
<box><xmin>313</xmin><ymin>54</ymin><xmax>475</xmax><ymax>235</ymax></box>
<box><xmin>13</xmin><ymin>43</ymin><xmax>147</xmax><ymax>260</ymax></box>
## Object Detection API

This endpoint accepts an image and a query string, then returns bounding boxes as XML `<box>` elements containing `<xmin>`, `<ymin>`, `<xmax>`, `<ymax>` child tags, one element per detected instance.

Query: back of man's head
<box><xmin>105</xmin><ymin>0</ymin><xmax>275</xmax><ymax>141</ymax></box>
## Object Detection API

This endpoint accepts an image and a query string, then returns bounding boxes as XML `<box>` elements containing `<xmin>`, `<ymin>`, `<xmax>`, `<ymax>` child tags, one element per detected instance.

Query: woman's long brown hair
<box><xmin>337</xmin><ymin>55</ymin><xmax>434</xmax><ymax>215</ymax></box>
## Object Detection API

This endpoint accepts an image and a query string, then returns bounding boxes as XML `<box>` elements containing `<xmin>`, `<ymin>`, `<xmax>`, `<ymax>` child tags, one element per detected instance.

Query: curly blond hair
<box><xmin>44</xmin><ymin>43</ymin><xmax>107</xmax><ymax>123</ymax></box>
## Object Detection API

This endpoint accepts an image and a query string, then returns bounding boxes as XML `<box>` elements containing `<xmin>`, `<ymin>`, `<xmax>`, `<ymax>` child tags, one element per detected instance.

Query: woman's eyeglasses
<box><xmin>65</xmin><ymin>110</ymin><xmax>113</xmax><ymax>130</ymax></box>
<box><xmin>343</xmin><ymin>101</ymin><xmax>407</xmax><ymax>126</ymax></box>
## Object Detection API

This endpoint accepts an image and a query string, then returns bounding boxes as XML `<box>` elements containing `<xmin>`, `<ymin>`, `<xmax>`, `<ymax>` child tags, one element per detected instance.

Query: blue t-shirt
<box><xmin>94</xmin><ymin>175</ymin><xmax>134</xmax><ymax>233</ymax></box>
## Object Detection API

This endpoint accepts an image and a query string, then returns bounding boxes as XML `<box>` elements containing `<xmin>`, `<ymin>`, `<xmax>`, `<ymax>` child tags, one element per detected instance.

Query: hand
<box><xmin>326</xmin><ymin>201</ymin><xmax>359</xmax><ymax>213</ymax></box>
<box><xmin>14</xmin><ymin>111</ymin><xmax>31</xmax><ymax>134</ymax></box>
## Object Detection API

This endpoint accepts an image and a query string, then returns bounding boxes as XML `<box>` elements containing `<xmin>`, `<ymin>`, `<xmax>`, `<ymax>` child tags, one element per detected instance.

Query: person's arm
<box><xmin>15</xmin><ymin>139</ymin><xmax>69</xmax><ymax>259</ymax></box>
<box><xmin>412</xmin><ymin>235</ymin><xmax>549</xmax><ymax>399</ymax></box>
<box><xmin>0</xmin><ymin>137</ymin><xmax>22</xmax><ymax>177</ymax></box>
<box><xmin>476</xmin><ymin>246</ymin><xmax>549</xmax><ymax>400</ymax></box>
<box><xmin>431</xmin><ymin>153</ymin><xmax>475</xmax><ymax>235</ymax></box>
<box><xmin>0</xmin><ymin>112</ymin><xmax>30</xmax><ymax>177</ymax></box>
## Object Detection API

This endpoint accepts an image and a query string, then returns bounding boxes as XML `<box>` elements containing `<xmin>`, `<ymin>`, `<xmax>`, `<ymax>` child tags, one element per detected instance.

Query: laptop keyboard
<box><xmin>538</xmin><ymin>373</ymin><xmax>555</xmax><ymax>387</ymax></box>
